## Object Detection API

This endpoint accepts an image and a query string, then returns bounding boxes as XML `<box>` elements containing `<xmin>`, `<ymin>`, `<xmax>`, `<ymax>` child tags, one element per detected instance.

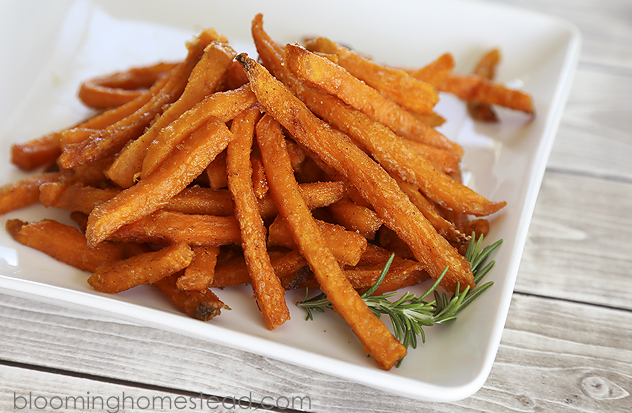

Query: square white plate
<box><xmin>0</xmin><ymin>0</ymin><xmax>580</xmax><ymax>402</ymax></box>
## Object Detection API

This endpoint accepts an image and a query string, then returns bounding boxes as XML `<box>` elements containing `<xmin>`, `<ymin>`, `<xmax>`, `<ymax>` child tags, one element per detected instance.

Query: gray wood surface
<box><xmin>1</xmin><ymin>0</ymin><xmax>631</xmax><ymax>412</ymax></box>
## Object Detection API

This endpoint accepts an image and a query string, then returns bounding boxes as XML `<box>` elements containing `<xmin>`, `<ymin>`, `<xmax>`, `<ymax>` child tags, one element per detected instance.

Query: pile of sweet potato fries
<box><xmin>0</xmin><ymin>14</ymin><xmax>533</xmax><ymax>370</ymax></box>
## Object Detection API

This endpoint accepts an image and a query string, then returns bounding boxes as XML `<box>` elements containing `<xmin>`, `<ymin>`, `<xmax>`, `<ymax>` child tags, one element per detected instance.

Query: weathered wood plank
<box><xmin>1</xmin><ymin>290</ymin><xmax>631</xmax><ymax>412</ymax></box>
<box><xmin>549</xmin><ymin>67</ymin><xmax>632</xmax><ymax>181</ymax></box>
<box><xmin>515</xmin><ymin>171</ymin><xmax>632</xmax><ymax>309</ymax></box>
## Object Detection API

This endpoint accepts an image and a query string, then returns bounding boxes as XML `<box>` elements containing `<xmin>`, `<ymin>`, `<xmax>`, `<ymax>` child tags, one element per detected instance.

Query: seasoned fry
<box><xmin>177</xmin><ymin>246</ymin><xmax>220</xmax><ymax>291</ymax></box>
<box><xmin>139</xmin><ymin>85</ymin><xmax>256</xmax><ymax>181</ymax></box>
<box><xmin>206</xmin><ymin>150</ymin><xmax>229</xmax><ymax>190</ymax></box>
<box><xmin>255</xmin><ymin>112</ymin><xmax>406</xmax><ymax>370</ymax></box>
<box><xmin>327</xmin><ymin>197</ymin><xmax>382</xmax><ymax>239</ymax></box>
<box><xmin>467</xmin><ymin>48</ymin><xmax>501</xmax><ymax>122</ymax></box>
<box><xmin>410</xmin><ymin>53</ymin><xmax>455</xmax><ymax>88</ymax></box>
<box><xmin>304</xmin><ymin>37</ymin><xmax>439</xmax><ymax>115</ymax></box>
<box><xmin>11</xmin><ymin>133</ymin><xmax>62</xmax><ymax>171</ymax></box>
<box><xmin>267</xmin><ymin>216</ymin><xmax>367</xmax><ymax>267</ymax></box>
<box><xmin>0</xmin><ymin>172</ymin><xmax>62</xmax><ymax>215</ymax></box>
<box><xmin>439</xmin><ymin>73</ymin><xmax>534</xmax><ymax>114</ymax></box>
<box><xmin>6</xmin><ymin>219</ymin><xmax>126</xmax><ymax>272</ymax></box>
<box><xmin>154</xmin><ymin>273</ymin><xmax>226</xmax><ymax>321</ymax></box>
<box><xmin>86</xmin><ymin>116</ymin><xmax>234</xmax><ymax>246</ymax></box>
<box><xmin>78</xmin><ymin>62</ymin><xmax>178</xmax><ymax>109</ymax></box>
<box><xmin>237</xmin><ymin>52</ymin><xmax>474</xmax><ymax>292</ymax></box>
<box><xmin>227</xmin><ymin>105</ymin><xmax>290</xmax><ymax>330</ymax></box>
<box><xmin>108</xmin><ymin>210</ymin><xmax>240</xmax><ymax>246</ymax></box>
<box><xmin>285</xmin><ymin>43</ymin><xmax>461</xmax><ymax>156</ymax></box>
<box><xmin>88</xmin><ymin>243</ymin><xmax>195</xmax><ymax>294</ymax></box>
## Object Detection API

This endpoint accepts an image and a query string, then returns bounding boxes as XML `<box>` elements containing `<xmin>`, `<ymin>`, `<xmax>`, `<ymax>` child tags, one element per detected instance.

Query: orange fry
<box><xmin>86</xmin><ymin>116</ymin><xmax>234</xmax><ymax>246</ymax></box>
<box><xmin>154</xmin><ymin>273</ymin><xmax>225</xmax><ymax>321</ymax></box>
<box><xmin>6</xmin><ymin>219</ymin><xmax>126</xmax><ymax>272</ymax></box>
<box><xmin>227</xmin><ymin>105</ymin><xmax>290</xmax><ymax>329</ymax></box>
<box><xmin>88</xmin><ymin>243</ymin><xmax>194</xmax><ymax>294</ymax></box>
<box><xmin>108</xmin><ymin>210</ymin><xmax>240</xmax><ymax>247</ymax></box>
<box><xmin>304</xmin><ymin>37</ymin><xmax>439</xmax><ymax>115</ymax></box>
<box><xmin>285</xmin><ymin>43</ymin><xmax>461</xmax><ymax>156</ymax></box>
<box><xmin>0</xmin><ymin>172</ymin><xmax>62</xmax><ymax>215</ymax></box>
<box><xmin>177</xmin><ymin>246</ymin><xmax>220</xmax><ymax>291</ymax></box>
<box><xmin>78</xmin><ymin>62</ymin><xmax>178</xmax><ymax>109</ymax></box>
<box><xmin>255</xmin><ymin>112</ymin><xmax>406</xmax><ymax>370</ymax></box>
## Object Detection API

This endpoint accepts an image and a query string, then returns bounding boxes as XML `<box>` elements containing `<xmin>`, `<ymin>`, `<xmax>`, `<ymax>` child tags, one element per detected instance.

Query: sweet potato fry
<box><xmin>0</xmin><ymin>172</ymin><xmax>62</xmax><ymax>215</ymax></box>
<box><xmin>11</xmin><ymin>133</ymin><xmax>62</xmax><ymax>171</ymax></box>
<box><xmin>227</xmin><ymin>105</ymin><xmax>290</xmax><ymax>329</ymax></box>
<box><xmin>138</xmin><ymin>85</ymin><xmax>256</xmax><ymax>182</ymax></box>
<box><xmin>6</xmin><ymin>219</ymin><xmax>126</xmax><ymax>272</ymax></box>
<box><xmin>327</xmin><ymin>197</ymin><xmax>382</xmax><ymax>239</ymax></box>
<box><xmin>205</xmin><ymin>150</ymin><xmax>228</xmax><ymax>190</ymax></box>
<box><xmin>165</xmin><ymin>187</ymin><xmax>234</xmax><ymax>216</ymax></box>
<box><xmin>104</xmin><ymin>41</ymin><xmax>235</xmax><ymax>189</ymax></box>
<box><xmin>255</xmin><ymin>111</ymin><xmax>406</xmax><ymax>370</ymax></box>
<box><xmin>304</xmin><ymin>37</ymin><xmax>439</xmax><ymax>115</ymax></box>
<box><xmin>237</xmin><ymin>52</ymin><xmax>474</xmax><ymax>293</ymax></box>
<box><xmin>410</xmin><ymin>53</ymin><xmax>455</xmax><ymax>88</ymax></box>
<box><xmin>154</xmin><ymin>273</ymin><xmax>225</xmax><ymax>321</ymax></box>
<box><xmin>285</xmin><ymin>43</ymin><xmax>461</xmax><ymax>156</ymax></box>
<box><xmin>257</xmin><ymin>181</ymin><xmax>347</xmax><ymax>219</ymax></box>
<box><xmin>86</xmin><ymin>116</ymin><xmax>234</xmax><ymax>246</ymax></box>
<box><xmin>177</xmin><ymin>246</ymin><xmax>220</xmax><ymax>291</ymax></box>
<box><xmin>439</xmin><ymin>73</ymin><xmax>534</xmax><ymax>114</ymax></box>
<box><xmin>88</xmin><ymin>243</ymin><xmax>194</xmax><ymax>294</ymax></box>
<box><xmin>267</xmin><ymin>216</ymin><xmax>367</xmax><ymax>267</ymax></box>
<box><xmin>78</xmin><ymin>62</ymin><xmax>178</xmax><ymax>109</ymax></box>
<box><xmin>466</xmin><ymin>48</ymin><xmax>501</xmax><ymax>122</ymax></box>
<box><xmin>108</xmin><ymin>210</ymin><xmax>240</xmax><ymax>246</ymax></box>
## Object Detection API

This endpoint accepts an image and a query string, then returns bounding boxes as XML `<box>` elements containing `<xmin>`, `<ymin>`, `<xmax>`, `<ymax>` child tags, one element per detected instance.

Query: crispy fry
<box><xmin>285</xmin><ymin>43</ymin><xmax>461</xmax><ymax>156</ymax></box>
<box><xmin>0</xmin><ymin>172</ymin><xmax>62</xmax><ymax>215</ymax></box>
<box><xmin>108</xmin><ymin>210</ymin><xmax>240</xmax><ymax>246</ymax></box>
<box><xmin>205</xmin><ymin>150</ymin><xmax>228</xmax><ymax>190</ymax></box>
<box><xmin>6</xmin><ymin>219</ymin><xmax>126</xmax><ymax>272</ymax></box>
<box><xmin>139</xmin><ymin>85</ymin><xmax>256</xmax><ymax>181</ymax></box>
<box><xmin>227</xmin><ymin>105</ymin><xmax>289</xmax><ymax>329</ymax></box>
<box><xmin>154</xmin><ymin>273</ymin><xmax>225</xmax><ymax>321</ymax></box>
<box><xmin>396</xmin><ymin>178</ymin><xmax>470</xmax><ymax>245</ymax></box>
<box><xmin>237</xmin><ymin>51</ymin><xmax>473</xmax><ymax>293</ymax></box>
<box><xmin>177</xmin><ymin>246</ymin><xmax>220</xmax><ymax>291</ymax></box>
<box><xmin>439</xmin><ymin>73</ymin><xmax>534</xmax><ymax>114</ymax></box>
<box><xmin>86</xmin><ymin>116</ymin><xmax>234</xmax><ymax>246</ymax></box>
<box><xmin>88</xmin><ymin>243</ymin><xmax>194</xmax><ymax>294</ymax></box>
<box><xmin>104</xmin><ymin>41</ymin><xmax>235</xmax><ymax>189</ymax></box>
<box><xmin>250</xmin><ymin>149</ymin><xmax>269</xmax><ymax>199</ymax></box>
<box><xmin>78</xmin><ymin>62</ymin><xmax>178</xmax><ymax>109</ymax></box>
<box><xmin>11</xmin><ymin>133</ymin><xmax>62</xmax><ymax>171</ymax></box>
<box><xmin>410</xmin><ymin>53</ymin><xmax>455</xmax><ymax>88</ymax></box>
<box><xmin>304</xmin><ymin>37</ymin><xmax>439</xmax><ymax>115</ymax></box>
<box><xmin>255</xmin><ymin>111</ymin><xmax>406</xmax><ymax>370</ymax></box>
<box><xmin>467</xmin><ymin>48</ymin><xmax>501</xmax><ymax>122</ymax></box>
<box><xmin>267</xmin><ymin>216</ymin><xmax>367</xmax><ymax>267</ymax></box>
<box><xmin>327</xmin><ymin>197</ymin><xmax>382</xmax><ymax>239</ymax></box>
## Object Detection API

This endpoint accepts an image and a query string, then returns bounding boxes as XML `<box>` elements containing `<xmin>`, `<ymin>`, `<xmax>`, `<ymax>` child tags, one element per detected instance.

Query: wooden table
<box><xmin>1</xmin><ymin>0</ymin><xmax>631</xmax><ymax>411</ymax></box>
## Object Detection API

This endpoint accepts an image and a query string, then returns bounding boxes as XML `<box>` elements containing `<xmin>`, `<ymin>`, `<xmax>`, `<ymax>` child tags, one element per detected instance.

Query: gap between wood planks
<box><xmin>511</xmin><ymin>290</ymin><xmax>632</xmax><ymax>313</ymax></box>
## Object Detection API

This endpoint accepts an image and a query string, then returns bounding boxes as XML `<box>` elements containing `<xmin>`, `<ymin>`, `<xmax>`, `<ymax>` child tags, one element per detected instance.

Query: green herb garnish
<box><xmin>297</xmin><ymin>234</ymin><xmax>502</xmax><ymax>364</ymax></box>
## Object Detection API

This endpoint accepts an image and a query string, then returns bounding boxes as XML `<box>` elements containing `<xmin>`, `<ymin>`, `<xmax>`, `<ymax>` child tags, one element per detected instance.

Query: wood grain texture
<box><xmin>516</xmin><ymin>171</ymin><xmax>632</xmax><ymax>309</ymax></box>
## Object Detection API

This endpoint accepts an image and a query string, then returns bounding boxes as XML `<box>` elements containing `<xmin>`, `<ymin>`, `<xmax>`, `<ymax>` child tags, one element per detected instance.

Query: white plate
<box><xmin>0</xmin><ymin>0</ymin><xmax>580</xmax><ymax>402</ymax></box>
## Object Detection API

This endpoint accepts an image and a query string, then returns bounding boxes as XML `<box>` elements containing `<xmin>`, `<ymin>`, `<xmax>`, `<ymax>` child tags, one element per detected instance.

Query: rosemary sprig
<box><xmin>297</xmin><ymin>234</ymin><xmax>503</xmax><ymax>363</ymax></box>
